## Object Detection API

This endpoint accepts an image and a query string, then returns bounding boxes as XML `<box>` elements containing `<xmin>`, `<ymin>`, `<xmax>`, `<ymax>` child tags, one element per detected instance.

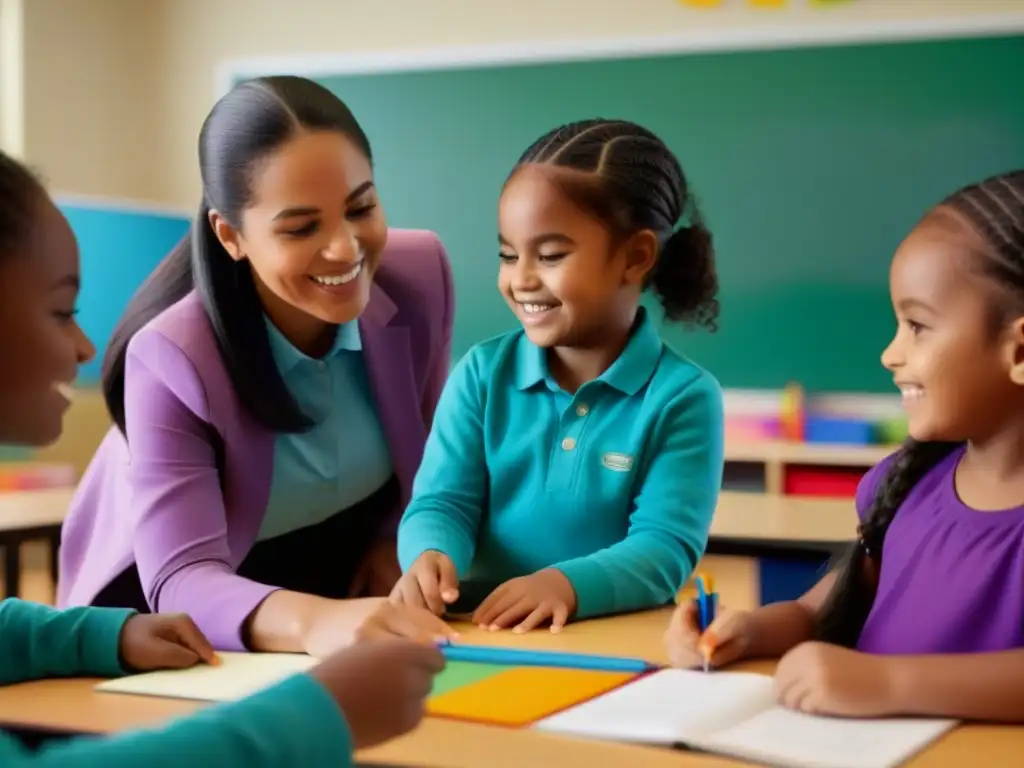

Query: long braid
<box><xmin>817</xmin><ymin>169</ymin><xmax>1024</xmax><ymax>648</ymax></box>
<box><xmin>816</xmin><ymin>440</ymin><xmax>959</xmax><ymax>647</ymax></box>
<box><xmin>509</xmin><ymin>119</ymin><xmax>719</xmax><ymax>329</ymax></box>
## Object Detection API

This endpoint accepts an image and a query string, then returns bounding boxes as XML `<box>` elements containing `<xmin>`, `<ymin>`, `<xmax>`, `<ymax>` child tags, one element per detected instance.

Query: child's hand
<box><xmin>388</xmin><ymin>550</ymin><xmax>460</xmax><ymax>615</ymax></box>
<box><xmin>664</xmin><ymin>602</ymin><xmax>752</xmax><ymax>669</ymax></box>
<box><xmin>310</xmin><ymin>638</ymin><xmax>445</xmax><ymax>749</ymax></box>
<box><xmin>119</xmin><ymin>613</ymin><xmax>219</xmax><ymax>672</ymax></box>
<box><xmin>774</xmin><ymin>641</ymin><xmax>897</xmax><ymax>717</ymax></box>
<box><xmin>472</xmin><ymin>568</ymin><xmax>577</xmax><ymax>633</ymax></box>
<box><xmin>303</xmin><ymin>598</ymin><xmax>458</xmax><ymax>658</ymax></box>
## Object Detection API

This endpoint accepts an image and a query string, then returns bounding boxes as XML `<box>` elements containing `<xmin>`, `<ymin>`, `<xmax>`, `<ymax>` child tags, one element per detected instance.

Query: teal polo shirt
<box><xmin>258</xmin><ymin>317</ymin><xmax>393</xmax><ymax>541</ymax></box>
<box><xmin>397</xmin><ymin>309</ymin><xmax>724</xmax><ymax>618</ymax></box>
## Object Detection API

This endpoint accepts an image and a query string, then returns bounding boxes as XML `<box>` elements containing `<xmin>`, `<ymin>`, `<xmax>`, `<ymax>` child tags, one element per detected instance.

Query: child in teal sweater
<box><xmin>392</xmin><ymin>119</ymin><xmax>723</xmax><ymax>632</ymax></box>
<box><xmin>0</xmin><ymin>150</ymin><xmax>444</xmax><ymax>764</ymax></box>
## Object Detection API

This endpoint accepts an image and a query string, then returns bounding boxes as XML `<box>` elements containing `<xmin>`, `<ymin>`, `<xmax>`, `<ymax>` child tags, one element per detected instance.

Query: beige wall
<box><xmin>3</xmin><ymin>0</ymin><xmax>165</xmax><ymax>199</ymax></box>
<box><xmin>5</xmin><ymin>0</ymin><xmax>1021</xmax><ymax>207</ymax></box>
<box><xmin>155</xmin><ymin>0</ymin><xmax>1024</xmax><ymax>208</ymax></box>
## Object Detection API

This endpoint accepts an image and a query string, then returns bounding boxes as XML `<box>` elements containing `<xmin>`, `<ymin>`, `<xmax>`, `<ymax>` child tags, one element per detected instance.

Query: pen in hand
<box><xmin>694</xmin><ymin>573</ymin><xmax>718</xmax><ymax>673</ymax></box>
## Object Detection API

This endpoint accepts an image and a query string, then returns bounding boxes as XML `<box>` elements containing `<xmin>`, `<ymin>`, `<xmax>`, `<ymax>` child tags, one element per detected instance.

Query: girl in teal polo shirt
<box><xmin>0</xmin><ymin>149</ymin><xmax>443</xmax><ymax>765</ymax></box>
<box><xmin>393</xmin><ymin>119</ymin><xmax>725</xmax><ymax>633</ymax></box>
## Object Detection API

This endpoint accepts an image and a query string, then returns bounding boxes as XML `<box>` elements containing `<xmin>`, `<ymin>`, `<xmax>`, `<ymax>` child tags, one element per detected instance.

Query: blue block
<box><xmin>759</xmin><ymin>557</ymin><xmax>830</xmax><ymax>605</ymax></box>
<box><xmin>804</xmin><ymin>416</ymin><xmax>872</xmax><ymax>445</ymax></box>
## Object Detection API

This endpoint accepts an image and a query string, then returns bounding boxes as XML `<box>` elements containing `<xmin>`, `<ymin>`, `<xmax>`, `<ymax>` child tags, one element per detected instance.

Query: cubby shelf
<box><xmin>723</xmin><ymin>440</ymin><xmax>896</xmax><ymax>496</ymax></box>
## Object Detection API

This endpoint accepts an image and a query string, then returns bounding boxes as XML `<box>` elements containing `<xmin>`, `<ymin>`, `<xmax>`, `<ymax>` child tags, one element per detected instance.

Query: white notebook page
<box><xmin>95</xmin><ymin>651</ymin><xmax>318</xmax><ymax>702</ymax></box>
<box><xmin>699</xmin><ymin>706</ymin><xmax>956</xmax><ymax>768</ymax></box>
<box><xmin>535</xmin><ymin>668</ymin><xmax>777</xmax><ymax>744</ymax></box>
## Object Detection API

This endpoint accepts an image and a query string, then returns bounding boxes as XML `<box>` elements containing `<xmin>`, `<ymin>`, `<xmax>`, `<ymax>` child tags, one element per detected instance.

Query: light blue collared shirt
<box><xmin>397</xmin><ymin>308</ymin><xmax>725</xmax><ymax>618</ymax></box>
<box><xmin>258</xmin><ymin>318</ymin><xmax>393</xmax><ymax>541</ymax></box>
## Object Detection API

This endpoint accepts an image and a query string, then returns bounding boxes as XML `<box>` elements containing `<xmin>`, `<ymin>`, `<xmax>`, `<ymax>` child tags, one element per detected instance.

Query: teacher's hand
<box><xmin>302</xmin><ymin>598</ymin><xmax>458</xmax><ymax>658</ymax></box>
<box><xmin>348</xmin><ymin>536</ymin><xmax>402</xmax><ymax>598</ymax></box>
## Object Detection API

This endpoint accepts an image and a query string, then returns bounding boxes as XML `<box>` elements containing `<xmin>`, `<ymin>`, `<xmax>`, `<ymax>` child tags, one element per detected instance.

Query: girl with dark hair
<box><xmin>0</xmin><ymin>148</ymin><xmax>444</xmax><ymax>766</ymax></box>
<box><xmin>391</xmin><ymin>119</ymin><xmax>725</xmax><ymax>633</ymax></box>
<box><xmin>57</xmin><ymin>75</ymin><xmax>457</xmax><ymax>655</ymax></box>
<box><xmin>666</xmin><ymin>170</ymin><xmax>1024</xmax><ymax>723</ymax></box>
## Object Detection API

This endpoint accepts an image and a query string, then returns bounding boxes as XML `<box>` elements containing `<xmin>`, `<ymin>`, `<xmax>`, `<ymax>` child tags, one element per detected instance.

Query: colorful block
<box><xmin>427</xmin><ymin>665</ymin><xmax>637</xmax><ymax>726</ymax></box>
<box><xmin>429</xmin><ymin>661</ymin><xmax>508</xmax><ymax>696</ymax></box>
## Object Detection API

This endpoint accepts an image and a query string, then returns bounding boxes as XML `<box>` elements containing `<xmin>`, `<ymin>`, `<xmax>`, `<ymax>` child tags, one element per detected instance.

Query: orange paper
<box><xmin>427</xmin><ymin>666</ymin><xmax>637</xmax><ymax>726</ymax></box>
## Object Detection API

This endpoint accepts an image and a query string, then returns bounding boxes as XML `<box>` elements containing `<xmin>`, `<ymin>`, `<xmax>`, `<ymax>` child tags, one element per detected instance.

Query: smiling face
<box><xmin>882</xmin><ymin>208</ymin><xmax>1024</xmax><ymax>443</ymax></box>
<box><xmin>0</xmin><ymin>197</ymin><xmax>95</xmax><ymax>445</ymax></box>
<box><xmin>211</xmin><ymin>129</ymin><xmax>387</xmax><ymax>353</ymax></box>
<box><xmin>497</xmin><ymin>164</ymin><xmax>652</xmax><ymax>348</ymax></box>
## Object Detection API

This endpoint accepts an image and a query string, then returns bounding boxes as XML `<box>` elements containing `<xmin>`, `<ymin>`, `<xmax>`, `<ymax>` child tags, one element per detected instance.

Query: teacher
<box><xmin>57</xmin><ymin>75</ymin><xmax>456</xmax><ymax>656</ymax></box>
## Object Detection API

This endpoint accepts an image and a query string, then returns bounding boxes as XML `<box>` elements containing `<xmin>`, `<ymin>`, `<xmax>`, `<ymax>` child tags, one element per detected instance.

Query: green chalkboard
<box><xmin>261</xmin><ymin>35</ymin><xmax>1024</xmax><ymax>392</ymax></box>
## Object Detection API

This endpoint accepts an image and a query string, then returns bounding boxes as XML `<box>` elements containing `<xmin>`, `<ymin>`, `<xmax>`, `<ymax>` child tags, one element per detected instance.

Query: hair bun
<box><xmin>651</xmin><ymin>222</ymin><xmax>719</xmax><ymax>329</ymax></box>
<box><xmin>666</xmin><ymin>224</ymin><xmax>710</xmax><ymax>257</ymax></box>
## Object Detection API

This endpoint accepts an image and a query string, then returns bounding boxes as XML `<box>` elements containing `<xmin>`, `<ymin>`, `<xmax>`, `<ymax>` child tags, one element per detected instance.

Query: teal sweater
<box><xmin>0</xmin><ymin>599</ymin><xmax>352</xmax><ymax>766</ymax></box>
<box><xmin>398</xmin><ymin>310</ymin><xmax>724</xmax><ymax>617</ymax></box>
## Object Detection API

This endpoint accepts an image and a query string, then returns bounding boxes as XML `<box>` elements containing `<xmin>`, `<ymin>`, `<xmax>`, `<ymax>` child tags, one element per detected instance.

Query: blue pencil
<box><xmin>437</xmin><ymin>642</ymin><xmax>654</xmax><ymax>673</ymax></box>
<box><xmin>694</xmin><ymin>573</ymin><xmax>718</xmax><ymax>673</ymax></box>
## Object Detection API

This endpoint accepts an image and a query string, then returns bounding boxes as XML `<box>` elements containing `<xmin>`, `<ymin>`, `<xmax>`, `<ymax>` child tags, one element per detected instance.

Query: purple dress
<box><xmin>856</xmin><ymin>446</ymin><xmax>1024</xmax><ymax>655</ymax></box>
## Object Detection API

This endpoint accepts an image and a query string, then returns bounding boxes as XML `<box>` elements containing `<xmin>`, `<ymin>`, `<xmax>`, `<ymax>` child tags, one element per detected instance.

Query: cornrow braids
<box><xmin>941</xmin><ymin>170</ymin><xmax>1024</xmax><ymax>309</ymax></box>
<box><xmin>0</xmin><ymin>151</ymin><xmax>46</xmax><ymax>259</ymax></box>
<box><xmin>510</xmin><ymin>119</ymin><xmax>719</xmax><ymax>329</ymax></box>
<box><xmin>816</xmin><ymin>169</ymin><xmax>1024</xmax><ymax>648</ymax></box>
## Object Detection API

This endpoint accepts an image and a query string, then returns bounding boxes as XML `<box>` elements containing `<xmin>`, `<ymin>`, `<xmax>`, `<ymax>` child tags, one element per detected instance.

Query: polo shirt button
<box><xmin>561</xmin><ymin>437</ymin><xmax>576</xmax><ymax>451</ymax></box>
<box><xmin>576</xmin><ymin>404</ymin><xmax>589</xmax><ymax>417</ymax></box>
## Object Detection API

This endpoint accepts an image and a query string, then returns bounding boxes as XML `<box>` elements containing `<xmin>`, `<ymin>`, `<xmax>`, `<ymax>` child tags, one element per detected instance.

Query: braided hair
<box><xmin>508</xmin><ymin>119</ymin><xmax>719</xmax><ymax>329</ymax></box>
<box><xmin>0</xmin><ymin>151</ymin><xmax>46</xmax><ymax>259</ymax></box>
<box><xmin>816</xmin><ymin>169</ymin><xmax>1024</xmax><ymax>648</ymax></box>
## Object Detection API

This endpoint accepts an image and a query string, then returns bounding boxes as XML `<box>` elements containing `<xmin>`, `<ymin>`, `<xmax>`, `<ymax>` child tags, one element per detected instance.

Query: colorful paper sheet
<box><xmin>428</xmin><ymin>664</ymin><xmax>638</xmax><ymax>726</ymax></box>
<box><xmin>97</xmin><ymin>652</ymin><xmax>644</xmax><ymax>728</ymax></box>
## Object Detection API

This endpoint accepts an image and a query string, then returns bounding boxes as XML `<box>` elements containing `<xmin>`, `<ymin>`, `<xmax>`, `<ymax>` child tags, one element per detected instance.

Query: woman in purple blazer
<box><xmin>58</xmin><ymin>76</ymin><xmax>457</xmax><ymax>655</ymax></box>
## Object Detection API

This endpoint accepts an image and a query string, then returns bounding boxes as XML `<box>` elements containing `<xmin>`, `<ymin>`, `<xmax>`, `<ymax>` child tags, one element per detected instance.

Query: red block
<box><xmin>783</xmin><ymin>465</ymin><xmax>865</xmax><ymax>498</ymax></box>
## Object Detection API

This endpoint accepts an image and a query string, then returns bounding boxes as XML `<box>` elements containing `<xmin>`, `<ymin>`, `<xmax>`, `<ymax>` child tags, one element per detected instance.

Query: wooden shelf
<box><xmin>724</xmin><ymin>439</ymin><xmax>896</xmax><ymax>495</ymax></box>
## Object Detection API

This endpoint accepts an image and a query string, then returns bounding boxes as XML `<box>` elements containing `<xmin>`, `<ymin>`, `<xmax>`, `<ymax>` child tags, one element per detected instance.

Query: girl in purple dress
<box><xmin>667</xmin><ymin>170</ymin><xmax>1024</xmax><ymax>723</ymax></box>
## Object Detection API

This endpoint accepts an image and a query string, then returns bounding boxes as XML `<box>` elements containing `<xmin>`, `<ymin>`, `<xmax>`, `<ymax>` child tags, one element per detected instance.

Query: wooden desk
<box><xmin>710</xmin><ymin>491</ymin><xmax>855</xmax><ymax>555</ymax></box>
<box><xmin>0</xmin><ymin>609</ymin><xmax>1021</xmax><ymax>766</ymax></box>
<box><xmin>0</xmin><ymin>488</ymin><xmax>855</xmax><ymax>606</ymax></box>
<box><xmin>0</xmin><ymin>488</ymin><xmax>856</xmax><ymax>610</ymax></box>
<box><xmin>0</xmin><ymin>488</ymin><xmax>71</xmax><ymax>600</ymax></box>
<box><xmin>697</xmin><ymin>491</ymin><xmax>856</xmax><ymax>609</ymax></box>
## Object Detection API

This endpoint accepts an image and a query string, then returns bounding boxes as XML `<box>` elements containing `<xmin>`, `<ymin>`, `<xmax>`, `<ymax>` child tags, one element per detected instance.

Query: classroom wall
<box><xmin>155</xmin><ymin>0</ymin><xmax>1024</xmax><ymax>208</ymax></box>
<box><xmin>3</xmin><ymin>0</ymin><xmax>166</xmax><ymax>201</ymax></box>
<box><xmin>1</xmin><ymin>0</ymin><xmax>1018</xmax><ymax>455</ymax></box>
<box><xmin>4</xmin><ymin>0</ymin><xmax>1020</xmax><ymax>206</ymax></box>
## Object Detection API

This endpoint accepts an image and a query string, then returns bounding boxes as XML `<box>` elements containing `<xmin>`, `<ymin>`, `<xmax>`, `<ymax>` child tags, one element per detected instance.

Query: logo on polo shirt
<box><xmin>601</xmin><ymin>452</ymin><xmax>634</xmax><ymax>472</ymax></box>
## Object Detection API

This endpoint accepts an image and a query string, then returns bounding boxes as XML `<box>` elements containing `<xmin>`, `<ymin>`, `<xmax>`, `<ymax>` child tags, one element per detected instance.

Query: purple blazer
<box><xmin>58</xmin><ymin>229</ymin><xmax>454</xmax><ymax>650</ymax></box>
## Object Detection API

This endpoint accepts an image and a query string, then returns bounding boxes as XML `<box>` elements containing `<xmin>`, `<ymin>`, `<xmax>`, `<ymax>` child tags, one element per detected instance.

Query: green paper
<box><xmin>430</xmin><ymin>661</ymin><xmax>507</xmax><ymax>696</ymax></box>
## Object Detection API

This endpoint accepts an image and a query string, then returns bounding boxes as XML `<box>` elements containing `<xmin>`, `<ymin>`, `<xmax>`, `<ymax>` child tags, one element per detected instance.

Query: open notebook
<box><xmin>535</xmin><ymin>669</ymin><xmax>956</xmax><ymax>768</ymax></box>
<box><xmin>96</xmin><ymin>652</ymin><xmax>318</xmax><ymax>701</ymax></box>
